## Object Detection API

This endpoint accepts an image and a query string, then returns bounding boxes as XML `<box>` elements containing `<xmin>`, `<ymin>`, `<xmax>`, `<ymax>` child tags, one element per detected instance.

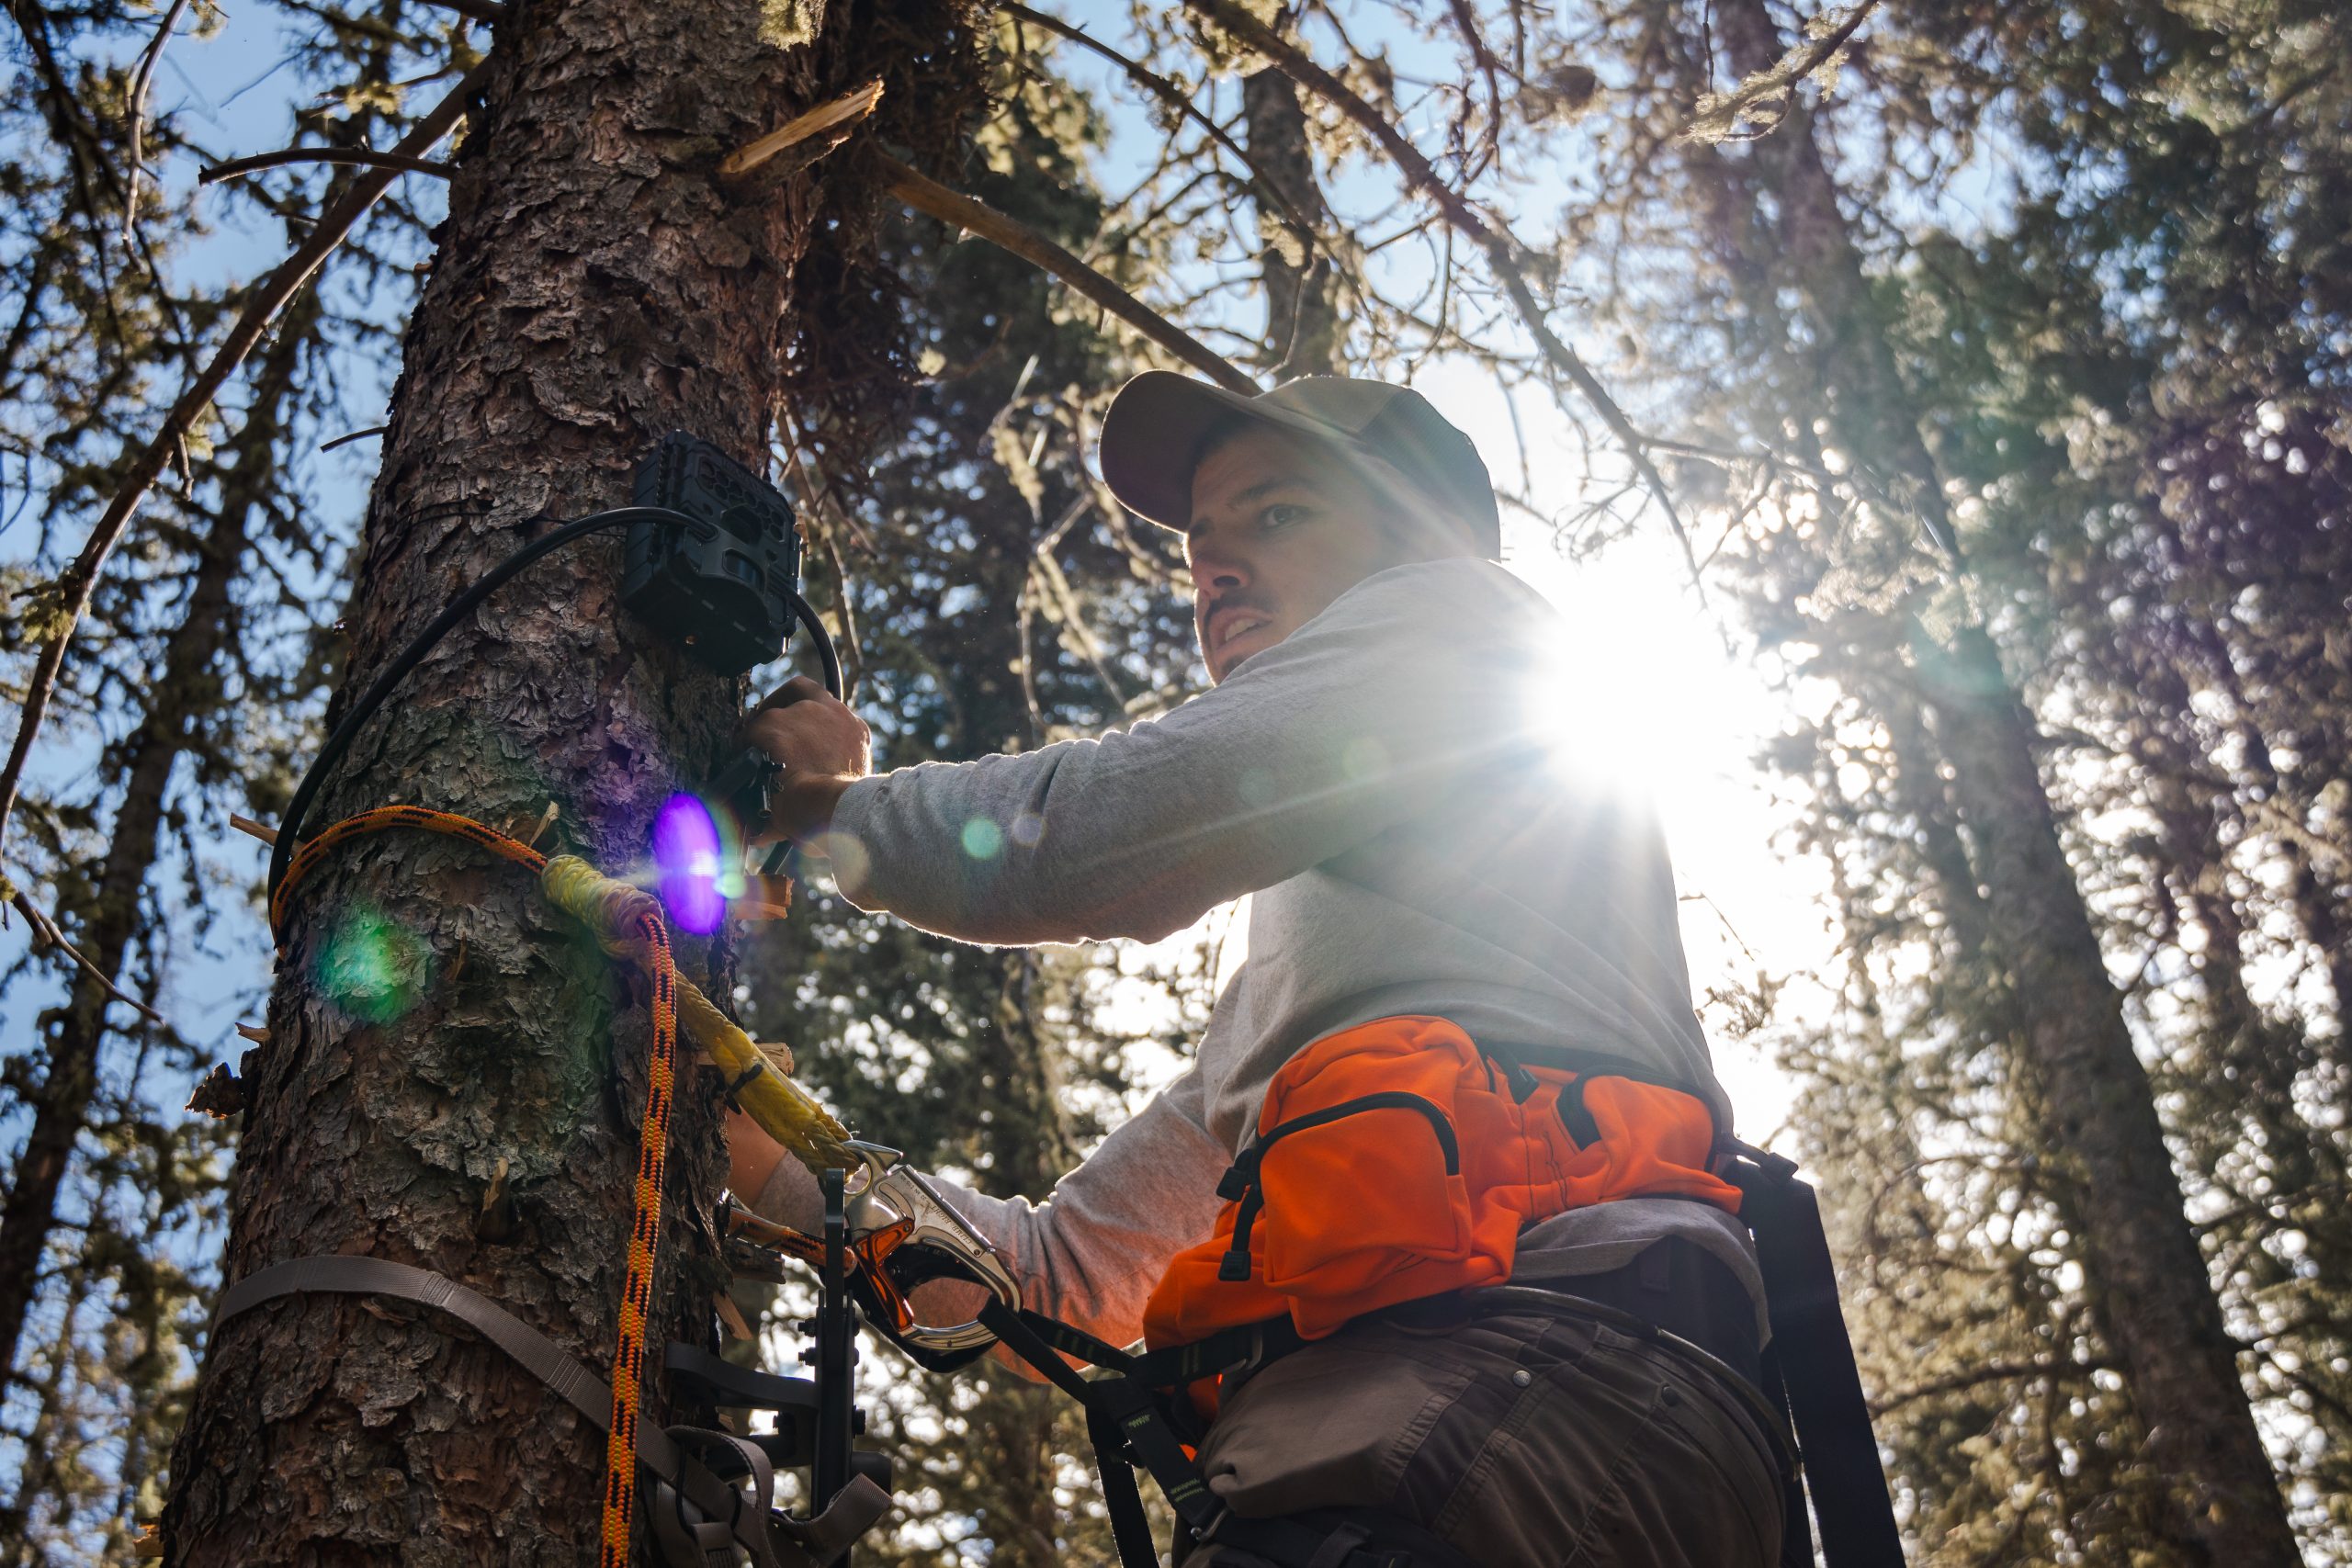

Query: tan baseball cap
<box><xmin>1097</xmin><ymin>372</ymin><xmax>1502</xmax><ymax>558</ymax></box>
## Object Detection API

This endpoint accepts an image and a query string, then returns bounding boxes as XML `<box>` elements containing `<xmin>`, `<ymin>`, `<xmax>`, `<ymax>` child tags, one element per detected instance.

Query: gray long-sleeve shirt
<box><xmin>757</xmin><ymin>557</ymin><xmax>1761</xmax><ymax>1346</ymax></box>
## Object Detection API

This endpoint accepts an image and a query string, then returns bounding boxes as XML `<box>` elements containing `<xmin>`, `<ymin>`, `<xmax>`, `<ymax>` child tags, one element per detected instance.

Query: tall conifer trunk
<box><xmin>965</xmin><ymin>953</ymin><xmax>1081</xmax><ymax>1568</ymax></box>
<box><xmin>1694</xmin><ymin>2</ymin><xmax>2298</xmax><ymax>1560</ymax></box>
<box><xmin>0</xmin><ymin>293</ymin><xmax>317</xmax><ymax>1425</ymax></box>
<box><xmin>1241</xmin><ymin>46</ymin><xmax>1342</xmax><ymax>379</ymax></box>
<box><xmin>160</xmin><ymin>3</ymin><xmax>910</xmax><ymax>1557</ymax></box>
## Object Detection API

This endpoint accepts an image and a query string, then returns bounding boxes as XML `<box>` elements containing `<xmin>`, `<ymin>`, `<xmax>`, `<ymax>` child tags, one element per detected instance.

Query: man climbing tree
<box><xmin>159</xmin><ymin>0</ymin><xmax>989</xmax><ymax>1559</ymax></box>
<box><xmin>731</xmin><ymin>373</ymin><xmax>1799</xmax><ymax>1567</ymax></box>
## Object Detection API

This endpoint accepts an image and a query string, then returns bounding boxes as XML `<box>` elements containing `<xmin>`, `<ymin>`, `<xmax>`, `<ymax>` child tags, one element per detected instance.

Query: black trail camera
<box><xmin>624</xmin><ymin>433</ymin><xmax>804</xmax><ymax>676</ymax></box>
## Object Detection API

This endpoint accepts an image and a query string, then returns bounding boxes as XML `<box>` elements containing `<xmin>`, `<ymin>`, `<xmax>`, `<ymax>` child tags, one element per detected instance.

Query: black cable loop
<box><xmin>267</xmin><ymin>505</ymin><xmax>842</xmax><ymax>900</ymax></box>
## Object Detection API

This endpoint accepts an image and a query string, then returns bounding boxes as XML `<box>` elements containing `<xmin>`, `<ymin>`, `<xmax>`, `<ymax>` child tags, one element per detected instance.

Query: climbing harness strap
<box><xmin>977</xmin><ymin>1299</ymin><xmax>1428</xmax><ymax>1568</ymax></box>
<box><xmin>976</xmin><ymin>1280</ymin><xmax>1793</xmax><ymax>1568</ymax></box>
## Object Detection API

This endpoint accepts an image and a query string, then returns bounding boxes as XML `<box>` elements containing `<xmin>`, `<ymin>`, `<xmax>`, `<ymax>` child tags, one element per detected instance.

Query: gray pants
<box><xmin>1182</xmin><ymin>1295</ymin><xmax>1785</xmax><ymax>1568</ymax></box>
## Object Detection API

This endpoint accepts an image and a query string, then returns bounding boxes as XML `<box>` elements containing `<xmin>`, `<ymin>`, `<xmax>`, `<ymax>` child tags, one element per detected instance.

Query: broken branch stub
<box><xmin>718</xmin><ymin>79</ymin><xmax>887</xmax><ymax>179</ymax></box>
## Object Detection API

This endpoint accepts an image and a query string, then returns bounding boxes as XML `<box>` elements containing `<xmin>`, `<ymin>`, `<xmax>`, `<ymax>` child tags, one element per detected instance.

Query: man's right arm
<box><xmin>744</xmin><ymin>1068</ymin><xmax>1230</xmax><ymax>1352</ymax></box>
<box><xmin>815</xmin><ymin>559</ymin><xmax>1548</xmax><ymax>946</ymax></box>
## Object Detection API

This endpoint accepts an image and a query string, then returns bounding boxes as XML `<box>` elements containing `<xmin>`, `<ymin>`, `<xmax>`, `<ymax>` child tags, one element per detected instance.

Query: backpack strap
<box><xmin>1722</xmin><ymin>1143</ymin><xmax>1905</xmax><ymax>1568</ymax></box>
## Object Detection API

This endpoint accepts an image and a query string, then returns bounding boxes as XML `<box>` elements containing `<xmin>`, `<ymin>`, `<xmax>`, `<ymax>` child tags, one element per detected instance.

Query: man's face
<box><xmin>1185</xmin><ymin>426</ymin><xmax>1417</xmax><ymax>683</ymax></box>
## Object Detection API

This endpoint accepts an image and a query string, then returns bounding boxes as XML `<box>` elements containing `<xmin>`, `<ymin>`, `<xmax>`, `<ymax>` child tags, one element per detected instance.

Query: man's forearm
<box><xmin>728</xmin><ymin>1106</ymin><xmax>793</xmax><ymax>1213</ymax></box>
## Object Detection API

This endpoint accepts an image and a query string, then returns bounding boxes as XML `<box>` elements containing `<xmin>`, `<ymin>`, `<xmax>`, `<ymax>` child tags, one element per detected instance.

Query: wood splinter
<box><xmin>231</xmin><ymin>813</ymin><xmax>280</xmax><ymax>846</ymax></box>
<box><xmin>718</xmin><ymin>79</ymin><xmax>886</xmax><ymax>179</ymax></box>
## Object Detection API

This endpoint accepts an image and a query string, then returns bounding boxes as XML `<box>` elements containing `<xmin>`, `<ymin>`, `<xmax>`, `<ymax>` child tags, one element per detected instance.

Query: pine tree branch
<box><xmin>199</xmin><ymin>148</ymin><xmax>456</xmax><ymax>185</ymax></box>
<box><xmin>122</xmin><ymin>0</ymin><xmax>198</xmax><ymax>241</ymax></box>
<box><xmin>319</xmin><ymin>424</ymin><xmax>390</xmax><ymax>452</ymax></box>
<box><xmin>999</xmin><ymin>3</ymin><xmax>1321</xmax><ymax>244</ymax></box>
<box><xmin>7</xmin><ymin>893</ymin><xmax>165</xmax><ymax>1025</ymax></box>
<box><xmin>717</xmin><ymin>79</ymin><xmax>886</xmax><ymax>179</ymax></box>
<box><xmin>1183</xmin><ymin>0</ymin><xmax>1704</xmax><ymax>596</ymax></box>
<box><xmin>0</xmin><ymin>57</ymin><xmax>493</xmax><ymax>866</ymax></box>
<box><xmin>1440</xmin><ymin>0</ymin><xmax>1507</xmax><ymax>165</ymax></box>
<box><xmin>873</xmin><ymin>152</ymin><xmax>1261</xmax><ymax>396</ymax></box>
<box><xmin>1684</xmin><ymin>0</ymin><xmax>1883</xmax><ymax>143</ymax></box>
<box><xmin>1871</xmin><ymin>1354</ymin><xmax>2116</xmax><ymax>1418</ymax></box>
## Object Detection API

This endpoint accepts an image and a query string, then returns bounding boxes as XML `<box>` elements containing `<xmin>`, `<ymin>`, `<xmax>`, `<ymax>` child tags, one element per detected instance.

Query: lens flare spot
<box><xmin>960</xmin><ymin>817</ymin><xmax>1004</xmax><ymax>860</ymax></box>
<box><xmin>708</xmin><ymin>796</ymin><xmax>747</xmax><ymax>901</ymax></box>
<box><xmin>315</xmin><ymin>907</ymin><xmax>431</xmax><ymax>1024</ymax></box>
<box><xmin>653</xmin><ymin>793</ymin><xmax>727</xmax><ymax>934</ymax></box>
<box><xmin>1010</xmin><ymin>811</ymin><xmax>1045</xmax><ymax>848</ymax></box>
<box><xmin>809</xmin><ymin>829</ymin><xmax>870</xmax><ymax>888</ymax></box>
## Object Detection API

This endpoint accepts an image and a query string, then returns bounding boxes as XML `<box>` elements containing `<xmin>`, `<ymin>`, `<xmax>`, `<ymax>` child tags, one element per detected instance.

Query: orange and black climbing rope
<box><xmin>271</xmin><ymin>805</ymin><xmax>680</xmax><ymax>1568</ymax></box>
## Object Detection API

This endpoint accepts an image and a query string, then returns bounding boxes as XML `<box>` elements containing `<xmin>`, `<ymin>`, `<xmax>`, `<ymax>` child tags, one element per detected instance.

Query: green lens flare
<box><xmin>315</xmin><ymin>906</ymin><xmax>432</xmax><ymax>1024</ymax></box>
<box><xmin>960</xmin><ymin>817</ymin><xmax>1004</xmax><ymax>860</ymax></box>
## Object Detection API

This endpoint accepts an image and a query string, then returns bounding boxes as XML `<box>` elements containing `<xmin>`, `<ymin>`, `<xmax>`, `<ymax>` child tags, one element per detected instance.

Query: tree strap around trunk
<box><xmin>210</xmin><ymin>1255</ymin><xmax>890</xmax><ymax>1566</ymax></box>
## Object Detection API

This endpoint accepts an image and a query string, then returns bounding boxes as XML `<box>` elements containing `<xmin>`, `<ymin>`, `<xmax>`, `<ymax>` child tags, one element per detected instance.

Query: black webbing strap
<box><xmin>975</xmin><ymin>1300</ymin><xmax>1170</xmax><ymax>1565</ymax></box>
<box><xmin>1724</xmin><ymin>1146</ymin><xmax>1905</xmax><ymax>1568</ymax></box>
<box><xmin>978</xmin><ymin>1299</ymin><xmax>1437</xmax><ymax>1568</ymax></box>
<box><xmin>214</xmin><ymin>1256</ymin><xmax>891</xmax><ymax>1568</ymax></box>
<box><xmin>1004</xmin><ymin>1303</ymin><xmax>1309</xmax><ymax>1397</ymax></box>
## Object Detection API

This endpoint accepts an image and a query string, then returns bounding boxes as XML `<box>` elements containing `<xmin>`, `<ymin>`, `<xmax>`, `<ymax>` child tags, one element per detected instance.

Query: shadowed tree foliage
<box><xmin>1540</xmin><ymin>0</ymin><xmax>2347</xmax><ymax>1559</ymax></box>
<box><xmin>736</xmin><ymin>29</ymin><xmax>1203</xmax><ymax>1564</ymax></box>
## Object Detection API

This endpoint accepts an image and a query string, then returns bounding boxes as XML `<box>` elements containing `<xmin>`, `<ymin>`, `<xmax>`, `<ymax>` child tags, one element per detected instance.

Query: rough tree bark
<box><xmin>159</xmin><ymin>3</ymin><xmax>932</xmax><ymax>1559</ymax></box>
<box><xmin>1240</xmin><ymin>48</ymin><xmax>1343</xmax><ymax>379</ymax></box>
<box><xmin>0</xmin><ymin>291</ymin><xmax>316</xmax><ymax>1425</ymax></box>
<box><xmin>1701</xmin><ymin>1</ymin><xmax>2299</xmax><ymax>1559</ymax></box>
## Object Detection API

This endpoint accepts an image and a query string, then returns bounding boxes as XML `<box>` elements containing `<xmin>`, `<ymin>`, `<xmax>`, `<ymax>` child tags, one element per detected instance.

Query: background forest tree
<box><xmin>2</xmin><ymin>0</ymin><xmax>2345</xmax><ymax>1564</ymax></box>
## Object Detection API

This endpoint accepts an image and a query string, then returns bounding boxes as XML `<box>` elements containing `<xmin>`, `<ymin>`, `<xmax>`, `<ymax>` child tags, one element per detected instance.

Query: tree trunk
<box><xmin>1913</xmin><ymin>626</ymin><xmax>2295</xmax><ymax>1565</ymax></box>
<box><xmin>0</xmin><ymin>290</ymin><xmax>313</xmax><ymax>1416</ymax></box>
<box><xmin>1241</xmin><ymin>46</ymin><xmax>1343</xmax><ymax>379</ymax></box>
<box><xmin>944</xmin><ymin>937</ymin><xmax>1080</xmax><ymax>1568</ymax></box>
<box><xmin>1702</xmin><ymin>1</ymin><xmax>2299</xmax><ymax>1559</ymax></box>
<box><xmin>161</xmin><ymin>4</ymin><xmax>897</xmax><ymax>1559</ymax></box>
<box><xmin>0</xmin><ymin>1244</ymin><xmax>96</xmax><ymax>1566</ymax></box>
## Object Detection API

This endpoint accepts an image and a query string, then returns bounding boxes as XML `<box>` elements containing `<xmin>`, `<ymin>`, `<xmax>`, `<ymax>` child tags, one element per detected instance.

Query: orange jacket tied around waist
<box><xmin>1143</xmin><ymin>1015</ymin><xmax>1740</xmax><ymax>1350</ymax></box>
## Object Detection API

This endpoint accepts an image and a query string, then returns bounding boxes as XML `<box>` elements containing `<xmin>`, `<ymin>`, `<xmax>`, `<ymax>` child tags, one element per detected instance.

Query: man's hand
<box><xmin>742</xmin><ymin>676</ymin><xmax>871</xmax><ymax>842</ymax></box>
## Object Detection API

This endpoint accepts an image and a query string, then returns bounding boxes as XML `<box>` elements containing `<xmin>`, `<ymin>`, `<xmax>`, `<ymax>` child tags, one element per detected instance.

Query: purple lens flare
<box><xmin>653</xmin><ymin>793</ymin><xmax>728</xmax><ymax>933</ymax></box>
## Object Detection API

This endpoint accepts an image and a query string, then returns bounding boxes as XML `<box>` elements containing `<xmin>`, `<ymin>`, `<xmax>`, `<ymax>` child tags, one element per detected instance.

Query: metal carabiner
<box><xmin>838</xmin><ymin>1141</ymin><xmax>1018</xmax><ymax>1356</ymax></box>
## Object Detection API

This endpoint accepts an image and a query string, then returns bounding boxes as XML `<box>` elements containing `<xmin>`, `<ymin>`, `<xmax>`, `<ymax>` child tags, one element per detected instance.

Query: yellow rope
<box><xmin>540</xmin><ymin>855</ymin><xmax>854</xmax><ymax>1172</ymax></box>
